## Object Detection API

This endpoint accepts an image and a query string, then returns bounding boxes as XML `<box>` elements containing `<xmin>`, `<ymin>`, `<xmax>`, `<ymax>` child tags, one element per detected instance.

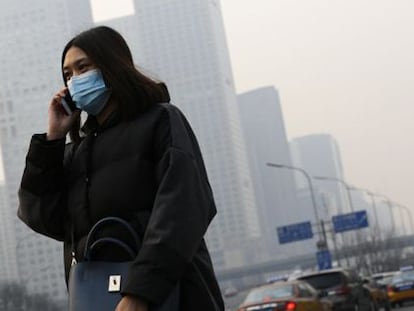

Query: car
<box><xmin>370</xmin><ymin>271</ymin><xmax>396</xmax><ymax>288</ymax></box>
<box><xmin>236</xmin><ymin>280</ymin><xmax>332</xmax><ymax>311</ymax></box>
<box><xmin>387</xmin><ymin>267</ymin><xmax>414</xmax><ymax>308</ymax></box>
<box><xmin>267</xmin><ymin>274</ymin><xmax>289</xmax><ymax>283</ymax></box>
<box><xmin>223</xmin><ymin>286</ymin><xmax>238</xmax><ymax>297</ymax></box>
<box><xmin>291</xmin><ymin>268</ymin><xmax>373</xmax><ymax>311</ymax></box>
<box><xmin>362</xmin><ymin>277</ymin><xmax>391</xmax><ymax>311</ymax></box>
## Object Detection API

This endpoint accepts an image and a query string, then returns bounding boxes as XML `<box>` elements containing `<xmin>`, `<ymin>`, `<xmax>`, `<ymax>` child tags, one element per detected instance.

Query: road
<box><xmin>399</xmin><ymin>302</ymin><xmax>414</xmax><ymax>311</ymax></box>
<box><xmin>224</xmin><ymin>293</ymin><xmax>414</xmax><ymax>311</ymax></box>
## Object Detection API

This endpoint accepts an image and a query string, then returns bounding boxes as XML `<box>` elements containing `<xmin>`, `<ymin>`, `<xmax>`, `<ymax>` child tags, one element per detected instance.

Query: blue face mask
<box><xmin>68</xmin><ymin>69</ymin><xmax>111</xmax><ymax>116</ymax></box>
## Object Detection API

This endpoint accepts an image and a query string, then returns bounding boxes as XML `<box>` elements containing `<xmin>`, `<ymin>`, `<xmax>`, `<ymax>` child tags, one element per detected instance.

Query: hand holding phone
<box><xmin>47</xmin><ymin>89</ymin><xmax>80</xmax><ymax>140</ymax></box>
<box><xmin>61</xmin><ymin>92</ymin><xmax>77</xmax><ymax>115</ymax></box>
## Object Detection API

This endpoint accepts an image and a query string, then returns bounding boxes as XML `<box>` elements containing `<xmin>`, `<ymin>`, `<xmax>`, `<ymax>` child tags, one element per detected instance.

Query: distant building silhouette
<box><xmin>290</xmin><ymin>134</ymin><xmax>348</xmax><ymax>219</ymax></box>
<box><xmin>0</xmin><ymin>0</ymin><xmax>93</xmax><ymax>302</ymax></box>
<box><xmin>238</xmin><ymin>86</ymin><xmax>315</xmax><ymax>259</ymax></box>
<box><xmin>0</xmin><ymin>183</ymin><xmax>16</xmax><ymax>281</ymax></box>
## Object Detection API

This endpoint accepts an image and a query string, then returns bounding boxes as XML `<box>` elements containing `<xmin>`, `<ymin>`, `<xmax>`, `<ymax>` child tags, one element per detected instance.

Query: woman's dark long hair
<box><xmin>61</xmin><ymin>26</ymin><xmax>170</xmax><ymax>144</ymax></box>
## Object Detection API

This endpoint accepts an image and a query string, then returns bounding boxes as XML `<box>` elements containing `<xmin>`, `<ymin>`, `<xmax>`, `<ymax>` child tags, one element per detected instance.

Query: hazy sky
<box><xmin>217</xmin><ymin>0</ymin><xmax>414</xmax><ymax>221</ymax></box>
<box><xmin>7</xmin><ymin>1</ymin><xmax>413</xmax><ymax>221</ymax></box>
<box><xmin>217</xmin><ymin>0</ymin><xmax>414</xmax><ymax>215</ymax></box>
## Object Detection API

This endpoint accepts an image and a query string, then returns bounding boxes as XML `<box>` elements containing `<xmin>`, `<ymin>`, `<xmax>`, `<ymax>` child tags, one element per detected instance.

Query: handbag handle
<box><xmin>83</xmin><ymin>217</ymin><xmax>141</xmax><ymax>261</ymax></box>
<box><xmin>85</xmin><ymin>237</ymin><xmax>136</xmax><ymax>261</ymax></box>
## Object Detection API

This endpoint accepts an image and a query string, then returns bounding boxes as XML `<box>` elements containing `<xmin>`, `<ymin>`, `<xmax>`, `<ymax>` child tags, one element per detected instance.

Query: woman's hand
<box><xmin>47</xmin><ymin>88</ymin><xmax>80</xmax><ymax>140</ymax></box>
<box><xmin>115</xmin><ymin>295</ymin><xmax>148</xmax><ymax>311</ymax></box>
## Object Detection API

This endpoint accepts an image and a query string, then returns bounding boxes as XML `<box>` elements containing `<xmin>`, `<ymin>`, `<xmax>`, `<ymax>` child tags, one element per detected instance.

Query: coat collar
<box><xmin>81</xmin><ymin>110</ymin><xmax>121</xmax><ymax>135</ymax></box>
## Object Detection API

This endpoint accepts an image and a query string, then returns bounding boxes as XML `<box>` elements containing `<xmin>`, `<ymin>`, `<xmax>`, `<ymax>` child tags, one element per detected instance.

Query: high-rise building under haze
<box><xmin>0</xmin><ymin>0</ymin><xmax>93</xmax><ymax>302</ymax></box>
<box><xmin>100</xmin><ymin>0</ymin><xmax>260</xmax><ymax>269</ymax></box>
<box><xmin>290</xmin><ymin>134</ymin><xmax>349</xmax><ymax>219</ymax></box>
<box><xmin>0</xmin><ymin>183</ymin><xmax>16</xmax><ymax>281</ymax></box>
<box><xmin>238</xmin><ymin>86</ymin><xmax>315</xmax><ymax>259</ymax></box>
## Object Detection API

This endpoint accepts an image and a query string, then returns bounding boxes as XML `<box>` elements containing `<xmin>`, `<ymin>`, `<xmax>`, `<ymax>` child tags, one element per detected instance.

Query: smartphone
<box><xmin>61</xmin><ymin>92</ymin><xmax>77</xmax><ymax>115</ymax></box>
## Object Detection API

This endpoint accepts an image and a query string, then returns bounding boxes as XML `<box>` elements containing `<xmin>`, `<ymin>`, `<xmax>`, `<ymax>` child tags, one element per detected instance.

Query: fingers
<box><xmin>58</xmin><ymin>87</ymin><xmax>68</xmax><ymax>97</ymax></box>
<box><xmin>49</xmin><ymin>88</ymin><xmax>71</xmax><ymax>113</ymax></box>
<box><xmin>51</xmin><ymin>94</ymin><xmax>62</xmax><ymax>106</ymax></box>
<box><xmin>51</xmin><ymin>88</ymin><xmax>68</xmax><ymax>103</ymax></box>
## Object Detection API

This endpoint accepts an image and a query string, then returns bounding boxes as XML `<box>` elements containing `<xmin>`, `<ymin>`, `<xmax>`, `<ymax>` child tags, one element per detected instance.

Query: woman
<box><xmin>18</xmin><ymin>26</ymin><xmax>224</xmax><ymax>311</ymax></box>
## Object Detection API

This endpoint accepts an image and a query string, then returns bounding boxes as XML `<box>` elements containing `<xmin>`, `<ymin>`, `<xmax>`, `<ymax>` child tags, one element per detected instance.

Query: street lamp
<box><xmin>345</xmin><ymin>187</ymin><xmax>387</xmax><ymax>273</ymax></box>
<box><xmin>313</xmin><ymin>176</ymin><xmax>360</xmax><ymax>267</ymax></box>
<box><xmin>266</xmin><ymin>163</ymin><xmax>325</xmax><ymax>244</ymax></box>
<box><xmin>389</xmin><ymin>202</ymin><xmax>412</xmax><ymax>236</ymax></box>
<box><xmin>365</xmin><ymin>191</ymin><xmax>380</xmax><ymax>231</ymax></box>
<box><xmin>393</xmin><ymin>204</ymin><xmax>408</xmax><ymax>236</ymax></box>
<box><xmin>371</xmin><ymin>193</ymin><xmax>396</xmax><ymax>233</ymax></box>
<box><xmin>313</xmin><ymin>176</ymin><xmax>354</xmax><ymax>212</ymax></box>
<box><xmin>396</xmin><ymin>204</ymin><xmax>414</xmax><ymax>235</ymax></box>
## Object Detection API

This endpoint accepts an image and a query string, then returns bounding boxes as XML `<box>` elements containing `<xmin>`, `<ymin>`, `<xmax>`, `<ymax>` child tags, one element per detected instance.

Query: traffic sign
<box><xmin>332</xmin><ymin>210</ymin><xmax>369</xmax><ymax>233</ymax></box>
<box><xmin>316</xmin><ymin>249</ymin><xmax>332</xmax><ymax>270</ymax></box>
<box><xmin>276</xmin><ymin>221</ymin><xmax>313</xmax><ymax>244</ymax></box>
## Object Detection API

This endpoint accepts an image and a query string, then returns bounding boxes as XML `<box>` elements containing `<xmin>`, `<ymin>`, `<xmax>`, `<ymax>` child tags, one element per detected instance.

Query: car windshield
<box><xmin>299</xmin><ymin>272</ymin><xmax>342</xmax><ymax>290</ymax></box>
<box><xmin>244</xmin><ymin>284</ymin><xmax>294</xmax><ymax>304</ymax></box>
<box><xmin>392</xmin><ymin>271</ymin><xmax>414</xmax><ymax>283</ymax></box>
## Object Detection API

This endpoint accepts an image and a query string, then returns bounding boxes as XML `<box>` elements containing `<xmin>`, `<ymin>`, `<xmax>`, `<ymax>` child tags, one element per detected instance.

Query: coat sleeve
<box><xmin>17</xmin><ymin>134</ymin><xmax>68</xmax><ymax>241</ymax></box>
<box><xmin>122</xmin><ymin>105</ymin><xmax>217</xmax><ymax>303</ymax></box>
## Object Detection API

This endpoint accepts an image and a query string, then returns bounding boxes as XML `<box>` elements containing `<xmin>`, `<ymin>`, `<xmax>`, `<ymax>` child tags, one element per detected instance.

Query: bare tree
<box><xmin>339</xmin><ymin>227</ymin><xmax>404</xmax><ymax>274</ymax></box>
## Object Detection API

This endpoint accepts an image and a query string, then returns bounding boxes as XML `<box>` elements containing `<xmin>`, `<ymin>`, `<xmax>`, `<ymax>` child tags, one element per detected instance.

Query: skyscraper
<box><xmin>0</xmin><ymin>0</ymin><xmax>93</xmax><ymax>301</ymax></box>
<box><xmin>0</xmin><ymin>183</ymin><xmax>17</xmax><ymax>281</ymax></box>
<box><xmin>100</xmin><ymin>0</ymin><xmax>260</xmax><ymax>269</ymax></box>
<box><xmin>238</xmin><ymin>86</ymin><xmax>314</xmax><ymax>259</ymax></box>
<box><xmin>290</xmin><ymin>134</ymin><xmax>348</xmax><ymax>218</ymax></box>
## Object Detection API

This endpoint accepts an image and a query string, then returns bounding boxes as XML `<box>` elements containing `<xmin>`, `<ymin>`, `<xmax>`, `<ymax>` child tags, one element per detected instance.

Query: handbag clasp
<box><xmin>108</xmin><ymin>275</ymin><xmax>121</xmax><ymax>292</ymax></box>
<box><xmin>71</xmin><ymin>251</ymin><xmax>77</xmax><ymax>266</ymax></box>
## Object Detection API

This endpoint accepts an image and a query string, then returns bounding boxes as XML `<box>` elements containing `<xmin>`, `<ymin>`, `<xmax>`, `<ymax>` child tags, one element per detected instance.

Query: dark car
<box><xmin>291</xmin><ymin>268</ymin><xmax>373</xmax><ymax>311</ymax></box>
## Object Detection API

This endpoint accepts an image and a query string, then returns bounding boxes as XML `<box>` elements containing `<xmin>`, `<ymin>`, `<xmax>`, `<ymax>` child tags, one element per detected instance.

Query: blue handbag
<box><xmin>68</xmin><ymin>217</ymin><xmax>180</xmax><ymax>311</ymax></box>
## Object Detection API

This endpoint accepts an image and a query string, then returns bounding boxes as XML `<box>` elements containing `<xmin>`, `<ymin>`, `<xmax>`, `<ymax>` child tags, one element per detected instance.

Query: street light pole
<box><xmin>313</xmin><ymin>176</ymin><xmax>355</xmax><ymax>212</ymax></box>
<box><xmin>366</xmin><ymin>191</ymin><xmax>380</xmax><ymax>232</ymax></box>
<box><xmin>320</xmin><ymin>194</ymin><xmax>342</xmax><ymax>266</ymax></box>
<box><xmin>397</xmin><ymin>204</ymin><xmax>414</xmax><ymax>235</ymax></box>
<box><xmin>389</xmin><ymin>202</ymin><xmax>412</xmax><ymax>236</ymax></box>
<box><xmin>373</xmin><ymin>194</ymin><xmax>396</xmax><ymax>233</ymax></box>
<box><xmin>353</xmin><ymin>189</ymin><xmax>383</xmax><ymax>273</ymax></box>
<box><xmin>393</xmin><ymin>204</ymin><xmax>407</xmax><ymax>236</ymax></box>
<box><xmin>266</xmin><ymin>163</ymin><xmax>325</xmax><ymax>245</ymax></box>
<box><xmin>313</xmin><ymin>176</ymin><xmax>359</xmax><ymax>266</ymax></box>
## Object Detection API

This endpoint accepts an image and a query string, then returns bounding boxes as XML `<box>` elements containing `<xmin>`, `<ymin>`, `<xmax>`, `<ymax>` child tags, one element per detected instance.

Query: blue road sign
<box><xmin>316</xmin><ymin>249</ymin><xmax>332</xmax><ymax>270</ymax></box>
<box><xmin>332</xmin><ymin>210</ymin><xmax>369</xmax><ymax>233</ymax></box>
<box><xmin>277</xmin><ymin>221</ymin><xmax>313</xmax><ymax>244</ymax></box>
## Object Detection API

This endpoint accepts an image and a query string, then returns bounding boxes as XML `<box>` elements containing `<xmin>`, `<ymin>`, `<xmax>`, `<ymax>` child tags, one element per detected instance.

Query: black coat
<box><xmin>18</xmin><ymin>103</ymin><xmax>224</xmax><ymax>310</ymax></box>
